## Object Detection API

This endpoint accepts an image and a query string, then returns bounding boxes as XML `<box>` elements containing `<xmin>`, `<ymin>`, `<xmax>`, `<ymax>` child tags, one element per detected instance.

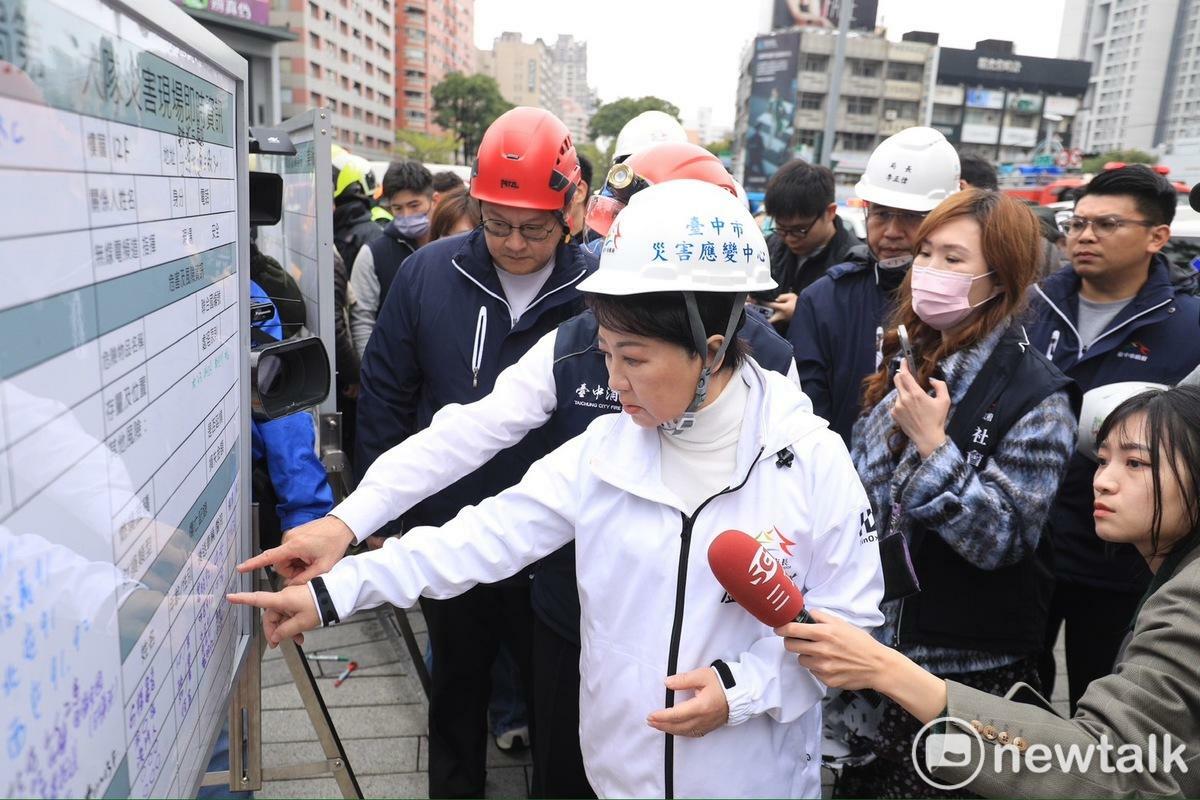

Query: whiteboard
<box><xmin>0</xmin><ymin>0</ymin><xmax>253</xmax><ymax>797</ymax></box>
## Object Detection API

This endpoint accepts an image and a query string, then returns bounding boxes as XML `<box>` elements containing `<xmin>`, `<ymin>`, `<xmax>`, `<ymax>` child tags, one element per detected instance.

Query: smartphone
<box><xmin>897</xmin><ymin>324</ymin><xmax>917</xmax><ymax>373</ymax></box>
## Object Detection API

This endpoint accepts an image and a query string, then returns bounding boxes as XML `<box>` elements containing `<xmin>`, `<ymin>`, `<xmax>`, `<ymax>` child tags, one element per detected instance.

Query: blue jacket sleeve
<box><xmin>355</xmin><ymin>256</ymin><xmax>423</xmax><ymax>483</ymax></box>
<box><xmin>252</xmin><ymin>414</ymin><xmax>335</xmax><ymax>531</ymax></box>
<box><xmin>787</xmin><ymin>282</ymin><xmax>833</xmax><ymax>423</ymax></box>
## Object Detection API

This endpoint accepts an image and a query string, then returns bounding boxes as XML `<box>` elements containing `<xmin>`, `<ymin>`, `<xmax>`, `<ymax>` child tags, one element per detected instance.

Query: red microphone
<box><xmin>708</xmin><ymin>529</ymin><xmax>814</xmax><ymax>627</ymax></box>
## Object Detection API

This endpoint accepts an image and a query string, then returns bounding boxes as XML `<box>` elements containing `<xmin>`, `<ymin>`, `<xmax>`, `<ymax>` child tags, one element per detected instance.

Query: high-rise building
<box><xmin>478</xmin><ymin>32</ymin><xmax>596</xmax><ymax>141</ymax></box>
<box><xmin>480</xmin><ymin>32</ymin><xmax>556</xmax><ymax>110</ymax></box>
<box><xmin>1059</xmin><ymin>0</ymin><xmax>1187</xmax><ymax>152</ymax></box>
<box><xmin>271</xmin><ymin>0</ymin><xmax>397</xmax><ymax>160</ymax></box>
<box><xmin>396</xmin><ymin>1</ymin><xmax>476</xmax><ymax>135</ymax></box>
<box><xmin>551</xmin><ymin>36</ymin><xmax>595</xmax><ymax>141</ymax></box>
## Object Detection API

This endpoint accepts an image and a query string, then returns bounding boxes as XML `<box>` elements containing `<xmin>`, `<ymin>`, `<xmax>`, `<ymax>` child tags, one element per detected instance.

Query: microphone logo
<box><xmin>747</xmin><ymin>548</ymin><xmax>778</xmax><ymax>586</ymax></box>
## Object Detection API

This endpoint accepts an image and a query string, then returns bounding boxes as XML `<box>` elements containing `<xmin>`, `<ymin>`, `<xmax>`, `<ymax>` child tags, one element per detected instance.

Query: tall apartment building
<box><xmin>396</xmin><ymin>1</ymin><xmax>476</xmax><ymax>134</ymax></box>
<box><xmin>1059</xmin><ymin>0</ymin><xmax>1189</xmax><ymax>152</ymax></box>
<box><xmin>551</xmin><ymin>36</ymin><xmax>595</xmax><ymax>141</ymax></box>
<box><xmin>271</xmin><ymin>0</ymin><xmax>397</xmax><ymax>160</ymax></box>
<box><xmin>477</xmin><ymin>32</ymin><xmax>596</xmax><ymax>141</ymax></box>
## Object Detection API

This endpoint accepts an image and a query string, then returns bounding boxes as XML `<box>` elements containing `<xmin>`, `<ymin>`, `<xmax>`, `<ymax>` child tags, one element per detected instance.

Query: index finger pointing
<box><xmin>227</xmin><ymin>591</ymin><xmax>288</xmax><ymax>610</ymax></box>
<box><xmin>236</xmin><ymin>544</ymin><xmax>298</xmax><ymax>574</ymax></box>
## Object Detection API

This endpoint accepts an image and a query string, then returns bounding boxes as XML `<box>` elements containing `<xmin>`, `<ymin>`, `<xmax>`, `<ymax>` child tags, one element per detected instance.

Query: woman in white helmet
<box><xmin>229</xmin><ymin>180</ymin><xmax>884</xmax><ymax>798</ymax></box>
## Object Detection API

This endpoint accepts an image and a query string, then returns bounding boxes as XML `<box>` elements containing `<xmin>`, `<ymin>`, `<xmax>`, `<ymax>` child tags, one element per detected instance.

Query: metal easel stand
<box><xmin>320</xmin><ymin>412</ymin><xmax>431</xmax><ymax>700</ymax></box>
<box><xmin>202</xmin><ymin>505</ymin><xmax>363</xmax><ymax>798</ymax></box>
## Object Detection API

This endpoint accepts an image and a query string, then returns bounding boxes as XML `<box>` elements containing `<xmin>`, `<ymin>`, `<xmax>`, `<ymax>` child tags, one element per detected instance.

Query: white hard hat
<box><xmin>613</xmin><ymin>110</ymin><xmax>689</xmax><ymax>162</ymax></box>
<box><xmin>733</xmin><ymin>180</ymin><xmax>751</xmax><ymax>211</ymax></box>
<box><xmin>854</xmin><ymin>126</ymin><xmax>960</xmax><ymax>212</ymax></box>
<box><xmin>1078</xmin><ymin>381</ymin><xmax>1169</xmax><ymax>459</ymax></box>
<box><xmin>579</xmin><ymin>179</ymin><xmax>776</xmax><ymax>296</ymax></box>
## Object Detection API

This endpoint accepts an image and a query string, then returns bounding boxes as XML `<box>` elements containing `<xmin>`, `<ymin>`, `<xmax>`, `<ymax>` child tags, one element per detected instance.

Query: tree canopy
<box><xmin>431</xmin><ymin>73</ymin><xmax>513</xmax><ymax>165</ymax></box>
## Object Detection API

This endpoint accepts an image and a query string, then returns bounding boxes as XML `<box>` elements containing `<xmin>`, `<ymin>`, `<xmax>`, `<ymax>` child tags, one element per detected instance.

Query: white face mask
<box><xmin>877</xmin><ymin>255</ymin><xmax>913</xmax><ymax>270</ymax></box>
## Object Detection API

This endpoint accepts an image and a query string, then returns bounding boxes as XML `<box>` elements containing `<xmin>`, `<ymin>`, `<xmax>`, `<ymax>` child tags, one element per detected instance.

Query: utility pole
<box><xmin>820</xmin><ymin>0</ymin><xmax>854</xmax><ymax>167</ymax></box>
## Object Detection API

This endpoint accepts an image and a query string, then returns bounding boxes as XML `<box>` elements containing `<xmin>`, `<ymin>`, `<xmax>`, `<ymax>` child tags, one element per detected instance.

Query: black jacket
<box><xmin>787</xmin><ymin>245</ymin><xmax>902</xmax><ymax>443</ymax></box>
<box><xmin>333</xmin><ymin>198</ymin><xmax>383</xmax><ymax>274</ymax></box>
<box><xmin>756</xmin><ymin>215</ymin><xmax>862</xmax><ymax>305</ymax></box>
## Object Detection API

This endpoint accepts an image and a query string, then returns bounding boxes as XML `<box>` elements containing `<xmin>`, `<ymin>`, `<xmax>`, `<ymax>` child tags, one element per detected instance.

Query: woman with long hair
<box><xmin>837</xmin><ymin>189</ymin><xmax>1079</xmax><ymax>797</ymax></box>
<box><xmin>783</xmin><ymin>385</ymin><xmax>1200</xmax><ymax>798</ymax></box>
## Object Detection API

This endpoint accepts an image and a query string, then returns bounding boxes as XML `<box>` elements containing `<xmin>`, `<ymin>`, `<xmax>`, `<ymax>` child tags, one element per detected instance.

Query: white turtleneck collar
<box><xmin>658</xmin><ymin>372</ymin><xmax>750</xmax><ymax>514</ymax></box>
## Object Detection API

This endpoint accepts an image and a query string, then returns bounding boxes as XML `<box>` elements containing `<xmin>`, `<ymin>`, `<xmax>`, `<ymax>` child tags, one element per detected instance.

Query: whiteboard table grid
<box><xmin>0</xmin><ymin>1</ymin><xmax>245</xmax><ymax>797</ymax></box>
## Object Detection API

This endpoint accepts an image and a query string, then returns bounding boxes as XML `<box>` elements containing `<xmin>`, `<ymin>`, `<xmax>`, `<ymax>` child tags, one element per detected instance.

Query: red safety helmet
<box><xmin>470</xmin><ymin>107</ymin><xmax>580</xmax><ymax>216</ymax></box>
<box><xmin>585</xmin><ymin>141</ymin><xmax>736</xmax><ymax>237</ymax></box>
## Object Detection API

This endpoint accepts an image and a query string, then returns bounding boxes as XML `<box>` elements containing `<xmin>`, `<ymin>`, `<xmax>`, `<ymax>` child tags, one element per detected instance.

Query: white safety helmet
<box><xmin>579</xmin><ymin>180</ymin><xmax>775</xmax><ymax>433</ymax></box>
<box><xmin>733</xmin><ymin>180</ymin><xmax>751</xmax><ymax>211</ymax></box>
<box><xmin>854</xmin><ymin>126</ymin><xmax>960</xmax><ymax>212</ymax></box>
<box><xmin>1078</xmin><ymin>381</ymin><xmax>1168</xmax><ymax>459</ymax></box>
<box><xmin>579</xmin><ymin>179</ymin><xmax>775</xmax><ymax>296</ymax></box>
<box><xmin>613</xmin><ymin>110</ymin><xmax>689</xmax><ymax>162</ymax></box>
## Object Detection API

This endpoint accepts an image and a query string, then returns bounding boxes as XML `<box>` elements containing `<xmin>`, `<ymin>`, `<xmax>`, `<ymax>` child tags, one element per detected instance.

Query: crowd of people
<box><xmin>230</xmin><ymin>106</ymin><xmax>1200</xmax><ymax>799</ymax></box>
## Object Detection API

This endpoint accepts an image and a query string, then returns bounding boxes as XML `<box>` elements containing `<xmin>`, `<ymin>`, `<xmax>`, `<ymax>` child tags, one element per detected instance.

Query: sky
<box><xmin>473</xmin><ymin>0</ymin><xmax>1068</xmax><ymax>135</ymax></box>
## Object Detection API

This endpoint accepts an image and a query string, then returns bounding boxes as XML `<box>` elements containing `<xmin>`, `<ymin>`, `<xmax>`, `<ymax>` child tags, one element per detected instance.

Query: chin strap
<box><xmin>660</xmin><ymin>291</ymin><xmax>747</xmax><ymax>436</ymax></box>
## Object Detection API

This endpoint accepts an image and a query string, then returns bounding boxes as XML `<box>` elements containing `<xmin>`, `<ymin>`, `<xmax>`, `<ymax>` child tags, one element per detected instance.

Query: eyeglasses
<box><xmin>866</xmin><ymin>208</ymin><xmax>928</xmax><ymax>228</ymax></box>
<box><xmin>1058</xmin><ymin>215</ymin><xmax>1157</xmax><ymax>239</ymax></box>
<box><xmin>774</xmin><ymin>215</ymin><xmax>822</xmax><ymax>240</ymax></box>
<box><xmin>480</xmin><ymin>218</ymin><xmax>558</xmax><ymax>242</ymax></box>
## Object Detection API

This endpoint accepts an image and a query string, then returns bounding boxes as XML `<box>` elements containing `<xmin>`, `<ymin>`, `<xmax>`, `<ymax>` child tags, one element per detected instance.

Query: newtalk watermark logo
<box><xmin>911</xmin><ymin>716</ymin><xmax>1189</xmax><ymax>791</ymax></box>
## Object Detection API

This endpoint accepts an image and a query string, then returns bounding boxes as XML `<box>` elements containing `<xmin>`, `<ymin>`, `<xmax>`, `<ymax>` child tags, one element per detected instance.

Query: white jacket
<box><xmin>319</xmin><ymin>362</ymin><xmax>884</xmax><ymax>798</ymax></box>
<box><xmin>333</xmin><ymin>329</ymin><xmax>803</xmax><ymax>542</ymax></box>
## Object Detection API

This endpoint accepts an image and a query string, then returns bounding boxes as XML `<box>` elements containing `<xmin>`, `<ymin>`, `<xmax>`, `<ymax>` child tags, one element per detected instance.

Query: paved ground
<box><xmin>257</xmin><ymin>606</ymin><xmax>531</xmax><ymax>799</ymax></box>
<box><xmin>254</xmin><ymin>607</ymin><xmax>1071</xmax><ymax>799</ymax></box>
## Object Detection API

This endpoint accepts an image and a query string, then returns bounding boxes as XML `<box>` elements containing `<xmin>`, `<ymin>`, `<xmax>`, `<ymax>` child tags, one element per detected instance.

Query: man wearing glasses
<box><xmin>1031</xmin><ymin>165</ymin><xmax>1200</xmax><ymax>715</ymax></box>
<box><xmin>787</xmin><ymin>127</ymin><xmax>961</xmax><ymax>443</ymax></box>
<box><xmin>751</xmin><ymin>160</ymin><xmax>861</xmax><ymax>333</ymax></box>
<box><xmin>349</xmin><ymin>159</ymin><xmax>434</xmax><ymax>357</ymax></box>
<box><xmin>351</xmin><ymin>107</ymin><xmax>594</xmax><ymax>798</ymax></box>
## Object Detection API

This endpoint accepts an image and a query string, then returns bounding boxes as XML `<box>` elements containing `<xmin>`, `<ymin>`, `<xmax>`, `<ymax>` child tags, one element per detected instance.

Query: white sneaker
<box><xmin>495</xmin><ymin>725</ymin><xmax>529</xmax><ymax>752</ymax></box>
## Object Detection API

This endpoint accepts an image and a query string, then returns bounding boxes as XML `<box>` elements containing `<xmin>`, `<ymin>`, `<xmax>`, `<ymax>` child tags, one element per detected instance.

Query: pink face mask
<box><xmin>911</xmin><ymin>266</ymin><xmax>999</xmax><ymax>330</ymax></box>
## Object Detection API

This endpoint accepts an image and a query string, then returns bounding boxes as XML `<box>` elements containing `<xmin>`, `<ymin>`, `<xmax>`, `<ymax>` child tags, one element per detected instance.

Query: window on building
<box><xmin>849</xmin><ymin>59</ymin><xmax>882</xmax><ymax>78</ymax></box>
<box><xmin>309</xmin><ymin>61</ymin><xmax>320</xmax><ymax>78</ymax></box>
<box><xmin>312</xmin><ymin>92</ymin><xmax>323</xmax><ymax>107</ymax></box>
<box><xmin>802</xmin><ymin>53</ymin><xmax>828</xmax><ymax>72</ymax></box>
<box><xmin>353</xmin><ymin>80</ymin><xmax>363</xmax><ymax>95</ymax></box>
<box><xmin>799</xmin><ymin>93</ymin><xmax>823</xmax><ymax>110</ymax></box>
<box><xmin>309</xmin><ymin>32</ymin><xmax>320</xmax><ymax>49</ymax></box>
<box><xmin>883</xmin><ymin>99</ymin><xmax>919</xmax><ymax>119</ymax></box>
<box><xmin>340</xmin><ymin>48</ymin><xmax>349</xmax><ymax>63</ymax></box>
<box><xmin>886</xmin><ymin>62</ymin><xmax>922</xmax><ymax>82</ymax></box>
<box><xmin>340</xmin><ymin>21</ymin><xmax>348</xmax><ymax>35</ymax></box>
<box><xmin>836</xmin><ymin>131</ymin><xmax>876</xmax><ymax>151</ymax></box>
<box><xmin>366</xmin><ymin>63</ymin><xmax>374</xmax><ymax>75</ymax></box>
<box><xmin>309</xmin><ymin>1</ymin><xmax>319</xmax><ymax>19</ymax></box>
<box><xmin>846</xmin><ymin>96</ymin><xmax>877</xmax><ymax>115</ymax></box>
<box><xmin>795</xmin><ymin>129</ymin><xmax>821</xmax><ymax>148</ymax></box>
<box><xmin>366</xmin><ymin>87</ymin><xmax>375</xmax><ymax>100</ymax></box>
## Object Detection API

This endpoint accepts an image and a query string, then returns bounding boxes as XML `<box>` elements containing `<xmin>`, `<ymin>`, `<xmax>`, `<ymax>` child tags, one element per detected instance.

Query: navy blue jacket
<box><xmin>534</xmin><ymin>307</ymin><xmax>798</xmax><ymax>644</ymax></box>
<box><xmin>787</xmin><ymin>245</ymin><xmax>903</xmax><ymax>444</ymax></box>
<box><xmin>1029</xmin><ymin>256</ymin><xmax>1200</xmax><ymax>591</ymax></box>
<box><xmin>356</xmin><ymin>229</ymin><xmax>595</xmax><ymax>534</ymax></box>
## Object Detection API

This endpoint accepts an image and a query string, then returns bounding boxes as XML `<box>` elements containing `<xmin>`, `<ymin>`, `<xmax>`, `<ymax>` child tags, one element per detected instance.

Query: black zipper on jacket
<box><xmin>662</xmin><ymin>447</ymin><xmax>763</xmax><ymax>798</ymax></box>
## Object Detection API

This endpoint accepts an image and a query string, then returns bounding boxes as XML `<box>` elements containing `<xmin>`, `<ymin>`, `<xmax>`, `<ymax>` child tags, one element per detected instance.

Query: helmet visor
<box><xmin>585</xmin><ymin>193</ymin><xmax>627</xmax><ymax>238</ymax></box>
